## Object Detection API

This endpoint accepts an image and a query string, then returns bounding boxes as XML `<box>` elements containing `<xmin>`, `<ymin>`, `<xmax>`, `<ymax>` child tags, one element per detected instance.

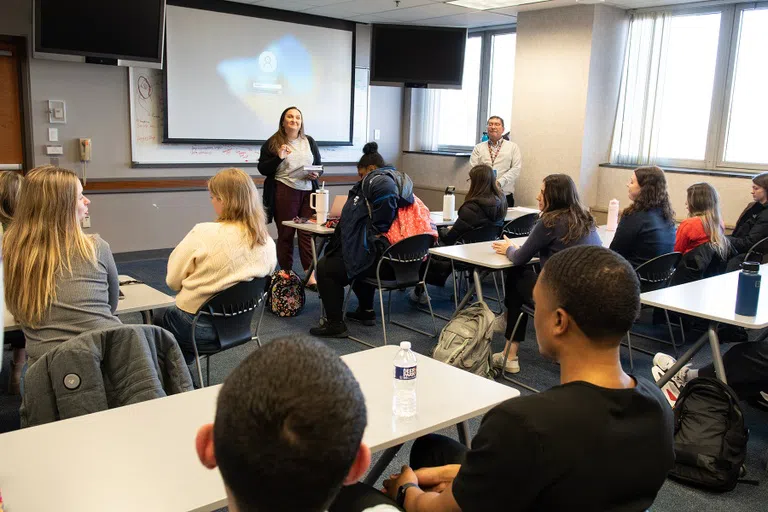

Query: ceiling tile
<box><xmin>418</xmin><ymin>10</ymin><xmax>516</xmax><ymax>26</ymax></box>
<box><xmin>377</xmin><ymin>2</ymin><xmax>473</xmax><ymax>22</ymax></box>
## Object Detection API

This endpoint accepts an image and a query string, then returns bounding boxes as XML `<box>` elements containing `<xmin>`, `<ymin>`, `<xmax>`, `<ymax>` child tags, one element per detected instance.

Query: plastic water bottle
<box><xmin>735</xmin><ymin>261</ymin><xmax>761</xmax><ymax>316</ymax></box>
<box><xmin>606</xmin><ymin>198</ymin><xmax>620</xmax><ymax>231</ymax></box>
<box><xmin>393</xmin><ymin>341</ymin><xmax>417</xmax><ymax>418</ymax></box>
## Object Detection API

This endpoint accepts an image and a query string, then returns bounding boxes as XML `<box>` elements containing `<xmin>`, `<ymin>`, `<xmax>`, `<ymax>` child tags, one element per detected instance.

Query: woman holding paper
<box><xmin>258</xmin><ymin>106</ymin><xmax>322</xmax><ymax>284</ymax></box>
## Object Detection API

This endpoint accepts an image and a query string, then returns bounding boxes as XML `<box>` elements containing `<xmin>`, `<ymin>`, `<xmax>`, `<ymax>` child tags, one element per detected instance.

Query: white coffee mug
<box><xmin>310</xmin><ymin>189</ymin><xmax>329</xmax><ymax>225</ymax></box>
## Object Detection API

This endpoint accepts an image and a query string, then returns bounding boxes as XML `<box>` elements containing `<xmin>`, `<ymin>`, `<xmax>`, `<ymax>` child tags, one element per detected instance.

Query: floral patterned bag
<box><xmin>266</xmin><ymin>269</ymin><xmax>306</xmax><ymax>317</ymax></box>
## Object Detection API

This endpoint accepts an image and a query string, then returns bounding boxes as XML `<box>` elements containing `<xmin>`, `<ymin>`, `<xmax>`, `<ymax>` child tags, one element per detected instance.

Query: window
<box><xmin>611</xmin><ymin>3</ymin><xmax>768</xmax><ymax>171</ymax></box>
<box><xmin>436</xmin><ymin>37</ymin><xmax>482</xmax><ymax>148</ymax></box>
<box><xmin>408</xmin><ymin>28</ymin><xmax>517</xmax><ymax>152</ymax></box>
<box><xmin>721</xmin><ymin>6</ymin><xmax>768</xmax><ymax>167</ymax></box>
<box><xmin>488</xmin><ymin>32</ymin><xmax>517</xmax><ymax>131</ymax></box>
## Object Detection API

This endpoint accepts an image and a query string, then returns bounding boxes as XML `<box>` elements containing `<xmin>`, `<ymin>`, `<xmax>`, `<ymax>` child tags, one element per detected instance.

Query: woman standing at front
<box><xmin>258</xmin><ymin>107</ymin><xmax>321</xmax><ymax>286</ymax></box>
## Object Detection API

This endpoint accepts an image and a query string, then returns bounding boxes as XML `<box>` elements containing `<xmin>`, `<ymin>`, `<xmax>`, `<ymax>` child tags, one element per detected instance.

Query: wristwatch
<box><xmin>396</xmin><ymin>482</ymin><xmax>420</xmax><ymax>508</ymax></box>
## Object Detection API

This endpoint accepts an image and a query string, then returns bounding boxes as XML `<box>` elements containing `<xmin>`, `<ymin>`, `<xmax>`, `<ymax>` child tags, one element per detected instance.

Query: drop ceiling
<box><xmin>229</xmin><ymin>0</ymin><xmax>705</xmax><ymax>28</ymax></box>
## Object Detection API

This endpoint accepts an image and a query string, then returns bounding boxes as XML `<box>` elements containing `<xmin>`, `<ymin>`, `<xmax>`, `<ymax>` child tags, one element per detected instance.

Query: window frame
<box><xmin>620</xmin><ymin>2</ymin><xmax>768</xmax><ymax>173</ymax></box>
<box><xmin>715</xmin><ymin>2</ymin><xmax>768</xmax><ymax>171</ymax></box>
<box><xmin>436</xmin><ymin>26</ymin><xmax>517</xmax><ymax>153</ymax></box>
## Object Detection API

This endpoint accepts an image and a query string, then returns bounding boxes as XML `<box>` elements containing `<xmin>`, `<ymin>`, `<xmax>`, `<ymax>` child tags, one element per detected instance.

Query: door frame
<box><xmin>0</xmin><ymin>35</ymin><xmax>32</xmax><ymax>173</ymax></box>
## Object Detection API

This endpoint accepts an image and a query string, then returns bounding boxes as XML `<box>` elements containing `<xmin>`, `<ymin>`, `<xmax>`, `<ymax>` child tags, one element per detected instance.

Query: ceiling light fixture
<box><xmin>447</xmin><ymin>0</ymin><xmax>553</xmax><ymax>10</ymax></box>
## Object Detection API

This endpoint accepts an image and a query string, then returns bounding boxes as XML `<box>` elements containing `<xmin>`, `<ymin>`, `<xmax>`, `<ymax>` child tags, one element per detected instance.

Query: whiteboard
<box><xmin>129</xmin><ymin>67</ymin><xmax>369</xmax><ymax>166</ymax></box>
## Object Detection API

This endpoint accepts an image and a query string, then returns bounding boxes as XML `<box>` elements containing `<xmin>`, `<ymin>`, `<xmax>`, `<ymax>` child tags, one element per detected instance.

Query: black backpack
<box><xmin>668</xmin><ymin>377</ymin><xmax>749</xmax><ymax>491</ymax></box>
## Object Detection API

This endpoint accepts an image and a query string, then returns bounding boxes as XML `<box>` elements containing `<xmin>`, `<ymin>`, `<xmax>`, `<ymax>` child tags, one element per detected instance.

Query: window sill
<box><xmin>403</xmin><ymin>150</ymin><xmax>472</xmax><ymax>157</ymax></box>
<box><xmin>599</xmin><ymin>163</ymin><xmax>757</xmax><ymax>179</ymax></box>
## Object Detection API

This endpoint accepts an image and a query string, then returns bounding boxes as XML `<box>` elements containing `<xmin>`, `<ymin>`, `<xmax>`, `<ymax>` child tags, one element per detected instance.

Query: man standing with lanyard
<box><xmin>469</xmin><ymin>116</ymin><xmax>522</xmax><ymax>207</ymax></box>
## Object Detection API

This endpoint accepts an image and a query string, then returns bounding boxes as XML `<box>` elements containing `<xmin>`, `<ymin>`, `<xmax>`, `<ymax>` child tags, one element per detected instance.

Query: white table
<box><xmin>641</xmin><ymin>265</ymin><xmax>768</xmax><ymax>386</ymax></box>
<box><xmin>429</xmin><ymin>225</ymin><xmax>615</xmax><ymax>309</ymax></box>
<box><xmin>0</xmin><ymin>345</ymin><xmax>519</xmax><ymax>512</ymax></box>
<box><xmin>430</xmin><ymin>206</ymin><xmax>539</xmax><ymax>227</ymax></box>
<box><xmin>3</xmin><ymin>275</ymin><xmax>175</xmax><ymax>332</ymax></box>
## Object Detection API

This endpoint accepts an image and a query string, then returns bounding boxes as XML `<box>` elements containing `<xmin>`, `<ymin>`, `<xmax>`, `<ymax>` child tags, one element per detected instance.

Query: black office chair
<box><xmin>623</xmin><ymin>252</ymin><xmax>682</xmax><ymax>370</ymax></box>
<box><xmin>451</xmin><ymin>224</ymin><xmax>504</xmax><ymax>312</ymax></box>
<box><xmin>499</xmin><ymin>303</ymin><xmax>540</xmax><ymax>393</ymax></box>
<box><xmin>744</xmin><ymin>235</ymin><xmax>768</xmax><ymax>264</ymax></box>
<box><xmin>502</xmin><ymin>213</ymin><xmax>538</xmax><ymax>238</ymax></box>
<box><xmin>190</xmin><ymin>277</ymin><xmax>269</xmax><ymax>386</ymax></box>
<box><xmin>343</xmin><ymin>234</ymin><xmax>437</xmax><ymax>347</ymax></box>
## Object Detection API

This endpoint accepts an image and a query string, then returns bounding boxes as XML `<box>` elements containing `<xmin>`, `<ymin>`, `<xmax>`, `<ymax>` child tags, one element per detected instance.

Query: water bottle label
<box><xmin>395</xmin><ymin>366</ymin><xmax>417</xmax><ymax>380</ymax></box>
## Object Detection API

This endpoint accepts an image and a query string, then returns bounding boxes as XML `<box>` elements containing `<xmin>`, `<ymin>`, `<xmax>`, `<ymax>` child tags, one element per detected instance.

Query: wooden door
<box><xmin>0</xmin><ymin>40</ymin><xmax>24</xmax><ymax>172</ymax></box>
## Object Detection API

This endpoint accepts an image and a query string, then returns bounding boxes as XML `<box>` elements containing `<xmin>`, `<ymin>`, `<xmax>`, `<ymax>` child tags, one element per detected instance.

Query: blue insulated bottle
<box><xmin>735</xmin><ymin>261</ymin><xmax>761</xmax><ymax>316</ymax></box>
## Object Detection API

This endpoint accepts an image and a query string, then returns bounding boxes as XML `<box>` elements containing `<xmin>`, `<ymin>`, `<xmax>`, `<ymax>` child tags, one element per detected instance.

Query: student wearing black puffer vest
<box><xmin>726</xmin><ymin>172</ymin><xmax>768</xmax><ymax>271</ymax></box>
<box><xmin>440</xmin><ymin>165</ymin><xmax>507</xmax><ymax>246</ymax></box>
<box><xmin>412</xmin><ymin>165</ymin><xmax>506</xmax><ymax>303</ymax></box>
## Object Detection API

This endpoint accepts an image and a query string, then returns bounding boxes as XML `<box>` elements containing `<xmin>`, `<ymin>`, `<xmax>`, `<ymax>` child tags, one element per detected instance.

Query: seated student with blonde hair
<box><xmin>674</xmin><ymin>182</ymin><xmax>729</xmax><ymax>260</ymax></box>
<box><xmin>1</xmin><ymin>170</ymin><xmax>27</xmax><ymax>392</ymax></box>
<box><xmin>161</xmin><ymin>168</ymin><xmax>277</xmax><ymax>363</ymax></box>
<box><xmin>3</xmin><ymin>166</ymin><xmax>121</xmax><ymax>366</ymax></box>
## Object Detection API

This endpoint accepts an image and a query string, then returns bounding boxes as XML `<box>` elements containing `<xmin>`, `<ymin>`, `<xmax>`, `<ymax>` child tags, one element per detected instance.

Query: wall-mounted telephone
<box><xmin>79</xmin><ymin>138</ymin><xmax>91</xmax><ymax>162</ymax></box>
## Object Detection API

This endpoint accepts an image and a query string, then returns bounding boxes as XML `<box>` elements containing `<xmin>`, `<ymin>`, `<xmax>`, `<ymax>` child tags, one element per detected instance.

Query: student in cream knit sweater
<box><xmin>161</xmin><ymin>168</ymin><xmax>277</xmax><ymax>363</ymax></box>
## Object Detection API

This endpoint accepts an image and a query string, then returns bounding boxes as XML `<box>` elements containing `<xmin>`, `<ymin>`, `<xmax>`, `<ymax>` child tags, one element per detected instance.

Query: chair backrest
<box><xmin>456</xmin><ymin>224</ymin><xmax>503</xmax><ymax>245</ymax></box>
<box><xmin>634</xmin><ymin>252</ymin><xmax>682</xmax><ymax>293</ymax></box>
<box><xmin>745</xmin><ymin>235</ymin><xmax>768</xmax><ymax>264</ymax></box>
<box><xmin>198</xmin><ymin>277</ymin><xmax>269</xmax><ymax>351</ymax></box>
<box><xmin>380</xmin><ymin>233</ymin><xmax>435</xmax><ymax>288</ymax></box>
<box><xmin>502</xmin><ymin>213</ymin><xmax>538</xmax><ymax>238</ymax></box>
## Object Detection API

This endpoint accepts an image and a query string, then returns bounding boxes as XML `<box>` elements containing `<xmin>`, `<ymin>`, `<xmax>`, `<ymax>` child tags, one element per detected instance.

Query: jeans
<box><xmin>699</xmin><ymin>340</ymin><xmax>768</xmax><ymax>399</ymax></box>
<box><xmin>159</xmin><ymin>306</ymin><xmax>218</xmax><ymax>364</ymax></box>
<box><xmin>274</xmin><ymin>181</ymin><xmax>314</xmax><ymax>271</ymax></box>
<box><xmin>504</xmin><ymin>266</ymin><xmax>538</xmax><ymax>341</ymax></box>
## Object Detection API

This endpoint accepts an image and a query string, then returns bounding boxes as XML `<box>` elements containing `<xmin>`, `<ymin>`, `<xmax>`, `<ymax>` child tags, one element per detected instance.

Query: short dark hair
<box><xmin>358</xmin><ymin>141</ymin><xmax>385</xmax><ymax>169</ymax></box>
<box><xmin>539</xmin><ymin>245</ymin><xmax>640</xmax><ymax>343</ymax></box>
<box><xmin>213</xmin><ymin>337</ymin><xmax>367</xmax><ymax>512</ymax></box>
<box><xmin>488</xmin><ymin>116</ymin><xmax>504</xmax><ymax>128</ymax></box>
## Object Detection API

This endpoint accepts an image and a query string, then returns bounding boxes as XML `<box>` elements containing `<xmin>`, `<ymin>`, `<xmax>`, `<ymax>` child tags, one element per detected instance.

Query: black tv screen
<box><xmin>371</xmin><ymin>25</ymin><xmax>467</xmax><ymax>87</ymax></box>
<box><xmin>34</xmin><ymin>0</ymin><xmax>165</xmax><ymax>63</ymax></box>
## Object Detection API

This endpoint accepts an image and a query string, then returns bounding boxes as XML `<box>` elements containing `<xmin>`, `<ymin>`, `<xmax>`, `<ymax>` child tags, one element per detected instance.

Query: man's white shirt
<box><xmin>469</xmin><ymin>139</ymin><xmax>522</xmax><ymax>195</ymax></box>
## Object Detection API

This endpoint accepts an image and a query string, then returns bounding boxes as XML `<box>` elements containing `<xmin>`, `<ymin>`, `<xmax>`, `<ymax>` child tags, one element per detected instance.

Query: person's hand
<box><xmin>278</xmin><ymin>144</ymin><xmax>292</xmax><ymax>159</ymax></box>
<box><xmin>414</xmin><ymin>464</ymin><xmax>461</xmax><ymax>493</ymax></box>
<box><xmin>307</xmin><ymin>172</ymin><xmax>319</xmax><ymax>180</ymax></box>
<box><xmin>492</xmin><ymin>235</ymin><xmax>517</xmax><ymax>255</ymax></box>
<box><xmin>382</xmin><ymin>465</ymin><xmax>419</xmax><ymax>501</ymax></box>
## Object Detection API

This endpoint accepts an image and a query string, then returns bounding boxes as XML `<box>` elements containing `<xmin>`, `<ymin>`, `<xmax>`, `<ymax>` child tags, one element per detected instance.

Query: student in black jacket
<box><xmin>412</xmin><ymin>165</ymin><xmax>506</xmax><ymax>303</ymax></box>
<box><xmin>257</xmin><ymin>106</ymin><xmax>321</xmax><ymax>285</ymax></box>
<box><xmin>726</xmin><ymin>172</ymin><xmax>768</xmax><ymax>271</ymax></box>
<box><xmin>609</xmin><ymin>166</ymin><xmax>676</xmax><ymax>268</ymax></box>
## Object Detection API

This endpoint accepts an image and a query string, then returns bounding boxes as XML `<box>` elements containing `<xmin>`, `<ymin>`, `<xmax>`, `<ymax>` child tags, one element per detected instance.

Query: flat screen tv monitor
<box><xmin>33</xmin><ymin>0</ymin><xmax>166</xmax><ymax>67</ymax></box>
<box><xmin>371</xmin><ymin>24</ymin><xmax>467</xmax><ymax>88</ymax></box>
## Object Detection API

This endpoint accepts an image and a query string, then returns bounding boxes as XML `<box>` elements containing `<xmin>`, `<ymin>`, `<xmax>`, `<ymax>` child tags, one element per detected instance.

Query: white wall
<box><xmin>1</xmin><ymin>2</ymin><xmax>402</xmax><ymax>253</ymax></box>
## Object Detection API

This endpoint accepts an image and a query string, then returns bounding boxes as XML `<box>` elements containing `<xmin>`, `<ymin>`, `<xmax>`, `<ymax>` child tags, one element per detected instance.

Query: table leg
<box><xmin>472</xmin><ymin>269</ymin><xmax>484</xmax><ymax>304</ymax></box>
<box><xmin>363</xmin><ymin>444</ymin><xmax>403</xmax><ymax>486</ymax></box>
<box><xmin>308</xmin><ymin>235</ymin><xmax>327</xmax><ymax>325</ymax></box>
<box><xmin>707</xmin><ymin>321</ymin><xmax>728</xmax><ymax>384</ymax></box>
<box><xmin>141</xmin><ymin>310</ymin><xmax>152</xmax><ymax>324</ymax></box>
<box><xmin>452</xmin><ymin>269</ymin><xmax>489</xmax><ymax>318</ymax></box>
<box><xmin>457</xmin><ymin>421</ymin><xmax>471</xmax><ymax>448</ymax></box>
<box><xmin>655</xmin><ymin>331</ymin><xmax>709</xmax><ymax>388</ymax></box>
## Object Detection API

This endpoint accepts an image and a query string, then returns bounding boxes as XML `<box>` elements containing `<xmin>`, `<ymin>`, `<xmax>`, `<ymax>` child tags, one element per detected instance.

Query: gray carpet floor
<box><xmin>3</xmin><ymin>248</ymin><xmax>768</xmax><ymax>511</ymax></box>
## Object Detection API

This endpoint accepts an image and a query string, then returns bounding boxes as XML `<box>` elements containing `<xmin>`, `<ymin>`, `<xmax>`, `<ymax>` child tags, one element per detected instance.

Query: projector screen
<box><xmin>165</xmin><ymin>4</ymin><xmax>354</xmax><ymax>144</ymax></box>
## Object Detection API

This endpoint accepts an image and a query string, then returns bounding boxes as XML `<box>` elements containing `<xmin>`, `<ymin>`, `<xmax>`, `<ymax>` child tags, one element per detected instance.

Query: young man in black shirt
<box><xmin>382</xmin><ymin>245</ymin><xmax>674</xmax><ymax>512</ymax></box>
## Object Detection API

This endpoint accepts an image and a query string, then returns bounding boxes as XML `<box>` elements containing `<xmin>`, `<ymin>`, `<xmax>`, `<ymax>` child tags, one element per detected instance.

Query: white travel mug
<box><xmin>310</xmin><ymin>189</ymin><xmax>329</xmax><ymax>225</ymax></box>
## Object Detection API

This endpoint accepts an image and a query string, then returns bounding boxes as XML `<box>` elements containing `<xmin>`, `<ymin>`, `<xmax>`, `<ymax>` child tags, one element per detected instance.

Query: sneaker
<box><xmin>408</xmin><ymin>288</ymin><xmax>429</xmax><ymax>306</ymax></box>
<box><xmin>652</xmin><ymin>366</ymin><xmax>681</xmax><ymax>408</ymax></box>
<box><xmin>491</xmin><ymin>352</ymin><xmax>520</xmax><ymax>374</ymax></box>
<box><xmin>309</xmin><ymin>321</ymin><xmax>349</xmax><ymax>338</ymax></box>
<box><xmin>652</xmin><ymin>352</ymin><xmax>678</xmax><ymax>373</ymax></box>
<box><xmin>346</xmin><ymin>309</ymin><xmax>375</xmax><ymax>327</ymax></box>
